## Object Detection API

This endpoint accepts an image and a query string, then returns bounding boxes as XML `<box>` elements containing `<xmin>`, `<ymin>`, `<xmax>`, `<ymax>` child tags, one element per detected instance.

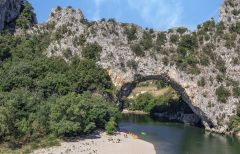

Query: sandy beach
<box><xmin>32</xmin><ymin>130</ymin><xmax>156</xmax><ymax>154</ymax></box>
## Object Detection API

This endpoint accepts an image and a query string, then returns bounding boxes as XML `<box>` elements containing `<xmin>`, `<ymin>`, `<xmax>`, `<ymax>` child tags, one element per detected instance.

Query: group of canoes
<box><xmin>123</xmin><ymin>131</ymin><xmax>146</xmax><ymax>139</ymax></box>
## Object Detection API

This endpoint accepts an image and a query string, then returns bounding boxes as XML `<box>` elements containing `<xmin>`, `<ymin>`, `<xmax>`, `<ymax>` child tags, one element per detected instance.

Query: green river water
<box><xmin>119</xmin><ymin>114</ymin><xmax>240</xmax><ymax>154</ymax></box>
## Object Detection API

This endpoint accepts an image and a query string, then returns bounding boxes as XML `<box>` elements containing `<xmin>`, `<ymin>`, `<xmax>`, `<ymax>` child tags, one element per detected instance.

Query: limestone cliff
<box><xmin>2</xmin><ymin>1</ymin><xmax>240</xmax><ymax>134</ymax></box>
<box><xmin>0</xmin><ymin>0</ymin><xmax>22</xmax><ymax>31</ymax></box>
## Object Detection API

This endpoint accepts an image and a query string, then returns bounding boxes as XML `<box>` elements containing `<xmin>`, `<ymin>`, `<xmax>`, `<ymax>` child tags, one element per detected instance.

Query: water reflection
<box><xmin>119</xmin><ymin>114</ymin><xmax>240</xmax><ymax>154</ymax></box>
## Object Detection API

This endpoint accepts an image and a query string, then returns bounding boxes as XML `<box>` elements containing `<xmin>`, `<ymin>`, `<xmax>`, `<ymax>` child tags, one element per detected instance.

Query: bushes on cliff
<box><xmin>176</xmin><ymin>27</ymin><xmax>187</xmax><ymax>35</ymax></box>
<box><xmin>124</xmin><ymin>26</ymin><xmax>137</xmax><ymax>41</ymax></box>
<box><xmin>215</xmin><ymin>86</ymin><xmax>231</xmax><ymax>103</ymax></box>
<box><xmin>130</xmin><ymin>44</ymin><xmax>144</xmax><ymax>56</ymax></box>
<box><xmin>170</xmin><ymin>34</ymin><xmax>179</xmax><ymax>43</ymax></box>
<box><xmin>82</xmin><ymin>42</ymin><xmax>102</xmax><ymax>60</ymax></box>
<box><xmin>127</xmin><ymin>59</ymin><xmax>138</xmax><ymax>69</ymax></box>
<box><xmin>198</xmin><ymin>77</ymin><xmax>206</xmax><ymax>87</ymax></box>
<box><xmin>216</xmin><ymin>57</ymin><xmax>227</xmax><ymax>73</ymax></box>
<box><xmin>140</xmin><ymin>31</ymin><xmax>153</xmax><ymax>50</ymax></box>
<box><xmin>16</xmin><ymin>0</ymin><xmax>36</xmax><ymax>29</ymax></box>
<box><xmin>156</xmin><ymin>32</ymin><xmax>167</xmax><ymax>46</ymax></box>
<box><xmin>233</xmin><ymin>87</ymin><xmax>240</xmax><ymax>98</ymax></box>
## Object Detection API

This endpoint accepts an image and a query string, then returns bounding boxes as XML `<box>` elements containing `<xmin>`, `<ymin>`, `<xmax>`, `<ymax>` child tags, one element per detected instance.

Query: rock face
<box><xmin>153</xmin><ymin>112</ymin><xmax>201</xmax><ymax>126</ymax></box>
<box><xmin>0</xmin><ymin>0</ymin><xmax>22</xmax><ymax>31</ymax></box>
<box><xmin>2</xmin><ymin>0</ymin><xmax>240</xmax><ymax>134</ymax></box>
<box><xmin>219</xmin><ymin>0</ymin><xmax>240</xmax><ymax>25</ymax></box>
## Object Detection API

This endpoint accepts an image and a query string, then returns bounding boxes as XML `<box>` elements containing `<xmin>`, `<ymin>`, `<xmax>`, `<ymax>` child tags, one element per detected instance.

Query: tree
<box><xmin>16</xmin><ymin>0</ymin><xmax>36</xmax><ymax>29</ymax></box>
<box><xmin>105</xmin><ymin>118</ymin><xmax>116</xmax><ymax>135</ymax></box>
<box><xmin>216</xmin><ymin>86</ymin><xmax>231</xmax><ymax>103</ymax></box>
<box><xmin>81</xmin><ymin>43</ymin><xmax>102</xmax><ymax>60</ymax></box>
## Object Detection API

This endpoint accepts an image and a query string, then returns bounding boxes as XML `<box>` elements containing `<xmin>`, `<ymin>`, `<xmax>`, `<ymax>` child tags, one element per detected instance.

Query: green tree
<box><xmin>16</xmin><ymin>0</ymin><xmax>36</xmax><ymax>29</ymax></box>
<box><xmin>81</xmin><ymin>43</ymin><xmax>102</xmax><ymax>60</ymax></box>
<box><xmin>216</xmin><ymin>86</ymin><xmax>231</xmax><ymax>103</ymax></box>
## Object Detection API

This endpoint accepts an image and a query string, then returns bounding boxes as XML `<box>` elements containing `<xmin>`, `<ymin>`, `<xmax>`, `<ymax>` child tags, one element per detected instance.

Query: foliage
<box><xmin>105</xmin><ymin>118</ymin><xmax>116</xmax><ymax>135</ymax></box>
<box><xmin>16</xmin><ymin>0</ymin><xmax>36</xmax><ymax>29</ymax></box>
<box><xmin>176</xmin><ymin>27</ymin><xmax>188</xmax><ymax>35</ymax></box>
<box><xmin>216</xmin><ymin>57</ymin><xmax>227</xmax><ymax>73</ymax></box>
<box><xmin>140</xmin><ymin>31</ymin><xmax>153</xmax><ymax>50</ymax></box>
<box><xmin>216</xmin><ymin>21</ymin><xmax>225</xmax><ymax>36</ymax></box>
<box><xmin>198</xmin><ymin>77</ymin><xmax>206</xmax><ymax>87</ymax></box>
<box><xmin>62</xmin><ymin>48</ymin><xmax>72</xmax><ymax>58</ymax></box>
<box><xmin>50</xmin><ymin>92</ymin><xmax>112</xmax><ymax>136</ymax></box>
<box><xmin>130</xmin><ymin>44</ymin><xmax>144</xmax><ymax>56</ymax></box>
<box><xmin>124</xmin><ymin>26</ymin><xmax>137</xmax><ymax>41</ymax></box>
<box><xmin>127</xmin><ymin>59</ymin><xmax>138</xmax><ymax>69</ymax></box>
<box><xmin>228</xmin><ymin>115</ymin><xmax>240</xmax><ymax>133</ymax></box>
<box><xmin>81</xmin><ymin>42</ymin><xmax>102</xmax><ymax>60</ymax></box>
<box><xmin>215</xmin><ymin>86</ymin><xmax>231</xmax><ymax>103</ymax></box>
<box><xmin>108</xmin><ymin>18</ymin><xmax>116</xmax><ymax>24</ymax></box>
<box><xmin>178</xmin><ymin>34</ymin><xmax>198</xmax><ymax>51</ymax></box>
<box><xmin>170</xmin><ymin>34</ymin><xmax>179</xmax><ymax>43</ymax></box>
<box><xmin>233</xmin><ymin>87</ymin><xmax>240</xmax><ymax>98</ymax></box>
<box><xmin>0</xmin><ymin>29</ymin><xmax>120</xmax><ymax>147</ymax></box>
<box><xmin>156</xmin><ymin>32</ymin><xmax>167</xmax><ymax>46</ymax></box>
<box><xmin>162</xmin><ymin>56</ymin><xmax>169</xmax><ymax>66</ymax></box>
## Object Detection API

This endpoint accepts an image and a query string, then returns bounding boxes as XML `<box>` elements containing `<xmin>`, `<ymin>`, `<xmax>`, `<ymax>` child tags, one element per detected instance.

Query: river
<box><xmin>119</xmin><ymin>114</ymin><xmax>240</xmax><ymax>154</ymax></box>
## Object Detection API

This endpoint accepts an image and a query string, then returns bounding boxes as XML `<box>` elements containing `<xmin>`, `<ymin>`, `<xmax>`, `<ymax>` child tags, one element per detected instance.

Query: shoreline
<box><xmin>122</xmin><ymin>109</ymin><xmax>150</xmax><ymax>115</ymax></box>
<box><xmin>33</xmin><ymin>129</ymin><xmax>156</xmax><ymax>154</ymax></box>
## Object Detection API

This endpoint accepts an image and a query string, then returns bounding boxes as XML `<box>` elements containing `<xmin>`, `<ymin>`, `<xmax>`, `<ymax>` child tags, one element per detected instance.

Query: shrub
<box><xmin>233</xmin><ymin>57</ymin><xmax>238</xmax><ymax>65</ymax></box>
<box><xmin>162</xmin><ymin>57</ymin><xmax>169</xmax><ymax>66</ymax></box>
<box><xmin>233</xmin><ymin>87</ymin><xmax>240</xmax><ymax>98</ymax></box>
<box><xmin>228</xmin><ymin>115</ymin><xmax>240</xmax><ymax>133</ymax></box>
<box><xmin>156</xmin><ymin>32</ymin><xmax>167</xmax><ymax>46</ymax></box>
<box><xmin>178</xmin><ymin>34</ymin><xmax>198</xmax><ymax>51</ymax></box>
<box><xmin>16</xmin><ymin>1</ymin><xmax>36</xmax><ymax>29</ymax></box>
<box><xmin>30</xmin><ymin>142</ymin><xmax>39</xmax><ymax>150</ymax></box>
<box><xmin>237</xmin><ymin>105</ymin><xmax>240</xmax><ymax>117</ymax></box>
<box><xmin>216</xmin><ymin>86</ymin><xmax>231</xmax><ymax>103</ymax></box>
<box><xmin>127</xmin><ymin>60</ymin><xmax>138</xmax><ymax>69</ymax></box>
<box><xmin>124</xmin><ymin>26</ymin><xmax>137</xmax><ymax>41</ymax></box>
<box><xmin>232</xmin><ymin>9</ymin><xmax>240</xmax><ymax>15</ymax></box>
<box><xmin>176</xmin><ymin>27</ymin><xmax>188</xmax><ymax>35</ymax></box>
<box><xmin>108</xmin><ymin>18</ymin><xmax>116</xmax><ymax>24</ymax></box>
<box><xmin>130</xmin><ymin>44</ymin><xmax>144</xmax><ymax>56</ymax></box>
<box><xmin>105</xmin><ymin>118</ymin><xmax>115</xmax><ymax>135</ymax></box>
<box><xmin>140</xmin><ymin>39</ymin><xmax>152</xmax><ymax>50</ymax></box>
<box><xmin>62</xmin><ymin>48</ymin><xmax>72</xmax><ymax>58</ymax></box>
<box><xmin>199</xmin><ymin>54</ymin><xmax>209</xmax><ymax>66</ymax></box>
<box><xmin>198</xmin><ymin>77</ymin><xmax>206</xmax><ymax>87</ymax></box>
<box><xmin>216</xmin><ymin>74</ymin><xmax>224</xmax><ymax>83</ymax></box>
<box><xmin>225</xmin><ymin>0</ymin><xmax>234</xmax><ymax>7</ymax></box>
<box><xmin>216</xmin><ymin>57</ymin><xmax>227</xmax><ymax>73</ymax></box>
<box><xmin>202</xmin><ymin>43</ymin><xmax>215</xmax><ymax>60</ymax></box>
<box><xmin>216</xmin><ymin>21</ymin><xmax>225</xmax><ymax>36</ymax></box>
<box><xmin>204</xmin><ymin>34</ymin><xmax>210</xmax><ymax>41</ymax></box>
<box><xmin>170</xmin><ymin>34</ymin><xmax>179</xmax><ymax>43</ymax></box>
<box><xmin>82</xmin><ymin>42</ymin><xmax>102</xmax><ymax>60</ymax></box>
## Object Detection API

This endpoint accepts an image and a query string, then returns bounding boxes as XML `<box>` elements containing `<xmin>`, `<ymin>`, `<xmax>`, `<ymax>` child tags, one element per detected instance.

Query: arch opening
<box><xmin>118</xmin><ymin>74</ymin><xmax>213</xmax><ymax>128</ymax></box>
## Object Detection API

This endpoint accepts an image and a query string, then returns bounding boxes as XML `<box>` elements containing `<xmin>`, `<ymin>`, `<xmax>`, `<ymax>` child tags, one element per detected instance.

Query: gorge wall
<box><xmin>0</xmin><ymin>0</ymin><xmax>22</xmax><ymax>31</ymax></box>
<box><xmin>1</xmin><ymin>0</ymin><xmax>240</xmax><ymax>134</ymax></box>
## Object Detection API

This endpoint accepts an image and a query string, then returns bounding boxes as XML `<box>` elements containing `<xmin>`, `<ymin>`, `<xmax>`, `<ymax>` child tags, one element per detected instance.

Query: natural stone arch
<box><xmin>37</xmin><ymin>1</ymin><xmax>240</xmax><ymax>134</ymax></box>
<box><xmin>115</xmin><ymin>72</ymin><xmax>214</xmax><ymax>129</ymax></box>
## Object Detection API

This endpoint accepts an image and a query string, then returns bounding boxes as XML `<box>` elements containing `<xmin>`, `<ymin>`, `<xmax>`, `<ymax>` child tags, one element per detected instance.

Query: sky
<box><xmin>28</xmin><ymin>0</ymin><xmax>224</xmax><ymax>31</ymax></box>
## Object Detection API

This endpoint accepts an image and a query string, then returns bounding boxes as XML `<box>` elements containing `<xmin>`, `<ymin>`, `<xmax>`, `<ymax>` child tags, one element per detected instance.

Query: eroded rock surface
<box><xmin>0</xmin><ymin>0</ymin><xmax>21</xmax><ymax>31</ymax></box>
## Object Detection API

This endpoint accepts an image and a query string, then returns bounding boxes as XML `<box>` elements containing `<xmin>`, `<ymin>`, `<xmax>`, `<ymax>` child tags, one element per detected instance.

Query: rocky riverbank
<box><xmin>153</xmin><ymin>111</ymin><xmax>202</xmax><ymax>126</ymax></box>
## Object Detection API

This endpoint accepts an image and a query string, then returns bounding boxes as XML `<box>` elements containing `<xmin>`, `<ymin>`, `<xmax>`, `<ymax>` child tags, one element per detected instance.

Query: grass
<box><xmin>128</xmin><ymin>86</ymin><xmax>176</xmax><ymax>99</ymax></box>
